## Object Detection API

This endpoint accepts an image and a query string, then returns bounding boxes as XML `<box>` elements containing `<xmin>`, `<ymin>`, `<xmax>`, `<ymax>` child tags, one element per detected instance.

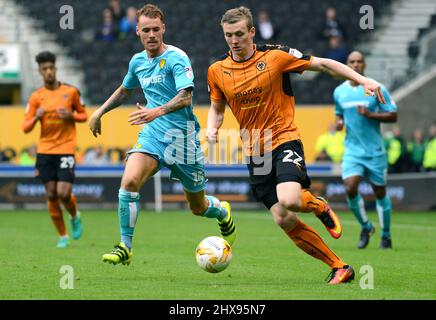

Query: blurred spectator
<box><xmin>407</xmin><ymin>128</ymin><xmax>426</xmax><ymax>172</ymax></box>
<box><xmin>315</xmin><ymin>150</ymin><xmax>332</xmax><ymax>162</ymax></box>
<box><xmin>119</xmin><ymin>6</ymin><xmax>137</xmax><ymax>40</ymax></box>
<box><xmin>0</xmin><ymin>147</ymin><xmax>17</xmax><ymax>162</ymax></box>
<box><xmin>423</xmin><ymin>123</ymin><xmax>436</xmax><ymax>171</ymax></box>
<box><xmin>314</xmin><ymin>123</ymin><xmax>345</xmax><ymax>163</ymax></box>
<box><xmin>107</xmin><ymin>0</ymin><xmax>125</xmax><ymax>25</ymax></box>
<box><xmin>320</xmin><ymin>7</ymin><xmax>347</xmax><ymax>42</ymax></box>
<box><xmin>107</xmin><ymin>147</ymin><xmax>126</xmax><ymax>164</ymax></box>
<box><xmin>255</xmin><ymin>10</ymin><xmax>278</xmax><ymax>43</ymax></box>
<box><xmin>18</xmin><ymin>145</ymin><xmax>37</xmax><ymax>166</ymax></box>
<box><xmin>83</xmin><ymin>145</ymin><xmax>111</xmax><ymax>165</ymax></box>
<box><xmin>96</xmin><ymin>8</ymin><xmax>118</xmax><ymax>41</ymax></box>
<box><xmin>325</xmin><ymin>35</ymin><xmax>348</xmax><ymax>64</ymax></box>
<box><xmin>386</xmin><ymin>126</ymin><xmax>408</xmax><ymax>173</ymax></box>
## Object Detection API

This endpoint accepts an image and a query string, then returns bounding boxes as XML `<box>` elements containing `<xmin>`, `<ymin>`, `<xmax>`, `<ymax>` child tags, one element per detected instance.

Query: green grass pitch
<box><xmin>1</xmin><ymin>209</ymin><xmax>435</xmax><ymax>300</ymax></box>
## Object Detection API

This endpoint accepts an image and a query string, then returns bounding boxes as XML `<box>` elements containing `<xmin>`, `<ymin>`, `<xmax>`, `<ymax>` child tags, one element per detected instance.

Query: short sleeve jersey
<box><xmin>24</xmin><ymin>83</ymin><xmax>85</xmax><ymax>154</ymax></box>
<box><xmin>122</xmin><ymin>45</ymin><xmax>199</xmax><ymax>142</ymax></box>
<box><xmin>207</xmin><ymin>44</ymin><xmax>313</xmax><ymax>156</ymax></box>
<box><xmin>334</xmin><ymin>80</ymin><xmax>397</xmax><ymax>158</ymax></box>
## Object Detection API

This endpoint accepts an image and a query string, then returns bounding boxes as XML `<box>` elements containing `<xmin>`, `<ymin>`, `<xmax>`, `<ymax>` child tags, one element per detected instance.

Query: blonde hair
<box><xmin>136</xmin><ymin>4</ymin><xmax>164</xmax><ymax>22</ymax></box>
<box><xmin>221</xmin><ymin>6</ymin><xmax>253</xmax><ymax>29</ymax></box>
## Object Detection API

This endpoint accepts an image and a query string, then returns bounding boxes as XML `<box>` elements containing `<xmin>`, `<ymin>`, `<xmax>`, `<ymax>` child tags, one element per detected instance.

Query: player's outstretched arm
<box><xmin>88</xmin><ymin>85</ymin><xmax>133</xmax><ymax>137</ymax></box>
<box><xmin>308</xmin><ymin>57</ymin><xmax>386</xmax><ymax>104</ymax></box>
<box><xmin>128</xmin><ymin>88</ymin><xmax>192</xmax><ymax>126</ymax></box>
<box><xmin>206</xmin><ymin>100</ymin><xmax>226</xmax><ymax>144</ymax></box>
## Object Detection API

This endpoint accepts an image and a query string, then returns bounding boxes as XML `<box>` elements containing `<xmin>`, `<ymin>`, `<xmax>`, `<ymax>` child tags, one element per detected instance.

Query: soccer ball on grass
<box><xmin>195</xmin><ymin>236</ymin><xmax>232</xmax><ymax>273</ymax></box>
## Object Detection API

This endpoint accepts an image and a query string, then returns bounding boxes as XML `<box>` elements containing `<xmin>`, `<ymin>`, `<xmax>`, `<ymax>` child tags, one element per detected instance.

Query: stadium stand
<box><xmin>387</xmin><ymin>3</ymin><xmax>436</xmax><ymax>138</ymax></box>
<box><xmin>364</xmin><ymin>0</ymin><xmax>436</xmax><ymax>90</ymax></box>
<box><xmin>408</xmin><ymin>12</ymin><xmax>436</xmax><ymax>79</ymax></box>
<box><xmin>15</xmin><ymin>0</ymin><xmax>393</xmax><ymax>105</ymax></box>
<box><xmin>0</xmin><ymin>0</ymin><xmax>85</xmax><ymax>103</ymax></box>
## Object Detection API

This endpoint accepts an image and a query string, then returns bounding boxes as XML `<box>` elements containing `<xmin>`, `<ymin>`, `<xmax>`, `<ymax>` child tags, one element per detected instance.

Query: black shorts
<box><xmin>247</xmin><ymin>140</ymin><xmax>311</xmax><ymax>210</ymax></box>
<box><xmin>35</xmin><ymin>154</ymin><xmax>76</xmax><ymax>183</ymax></box>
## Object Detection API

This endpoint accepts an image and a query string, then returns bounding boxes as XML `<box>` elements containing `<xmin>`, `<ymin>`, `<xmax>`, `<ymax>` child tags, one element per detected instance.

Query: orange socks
<box><xmin>300</xmin><ymin>189</ymin><xmax>326</xmax><ymax>215</ymax></box>
<box><xmin>64</xmin><ymin>193</ymin><xmax>78</xmax><ymax>218</ymax></box>
<box><xmin>286</xmin><ymin>219</ymin><xmax>346</xmax><ymax>269</ymax></box>
<box><xmin>47</xmin><ymin>199</ymin><xmax>66</xmax><ymax>236</ymax></box>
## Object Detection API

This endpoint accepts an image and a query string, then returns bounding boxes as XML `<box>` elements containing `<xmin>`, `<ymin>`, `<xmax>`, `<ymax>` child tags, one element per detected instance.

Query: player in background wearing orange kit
<box><xmin>207</xmin><ymin>7</ymin><xmax>386</xmax><ymax>284</ymax></box>
<box><xmin>23</xmin><ymin>51</ymin><xmax>87</xmax><ymax>248</ymax></box>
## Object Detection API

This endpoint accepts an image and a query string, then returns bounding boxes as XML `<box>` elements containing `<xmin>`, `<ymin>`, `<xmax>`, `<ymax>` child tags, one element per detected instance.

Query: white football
<box><xmin>195</xmin><ymin>236</ymin><xmax>232</xmax><ymax>273</ymax></box>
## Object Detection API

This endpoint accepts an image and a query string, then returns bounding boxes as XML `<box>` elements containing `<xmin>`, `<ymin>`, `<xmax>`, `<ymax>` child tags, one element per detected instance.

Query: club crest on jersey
<box><xmin>256</xmin><ymin>61</ymin><xmax>266</xmax><ymax>71</ymax></box>
<box><xmin>159</xmin><ymin>59</ymin><xmax>166</xmax><ymax>69</ymax></box>
<box><xmin>63</xmin><ymin>94</ymin><xmax>69</xmax><ymax>100</ymax></box>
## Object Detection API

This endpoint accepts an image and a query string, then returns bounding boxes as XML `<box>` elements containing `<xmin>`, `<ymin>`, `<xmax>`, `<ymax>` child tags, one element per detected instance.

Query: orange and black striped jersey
<box><xmin>207</xmin><ymin>44</ymin><xmax>313</xmax><ymax>156</ymax></box>
<box><xmin>23</xmin><ymin>82</ymin><xmax>87</xmax><ymax>154</ymax></box>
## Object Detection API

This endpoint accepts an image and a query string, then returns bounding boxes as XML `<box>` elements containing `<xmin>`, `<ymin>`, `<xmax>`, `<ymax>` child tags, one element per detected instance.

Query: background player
<box><xmin>88</xmin><ymin>4</ymin><xmax>235</xmax><ymax>265</ymax></box>
<box><xmin>23</xmin><ymin>51</ymin><xmax>86</xmax><ymax>248</ymax></box>
<box><xmin>207</xmin><ymin>7</ymin><xmax>387</xmax><ymax>284</ymax></box>
<box><xmin>334</xmin><ymin>51</ymin><xmax>397</xmax><ymax>249</ymax></box>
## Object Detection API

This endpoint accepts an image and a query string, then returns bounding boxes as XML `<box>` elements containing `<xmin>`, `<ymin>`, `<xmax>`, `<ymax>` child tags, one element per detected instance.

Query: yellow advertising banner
<box><xmin>0</xmin><ymin>105</ymin><xmax>335</xmax><ymax>163</ymax></box>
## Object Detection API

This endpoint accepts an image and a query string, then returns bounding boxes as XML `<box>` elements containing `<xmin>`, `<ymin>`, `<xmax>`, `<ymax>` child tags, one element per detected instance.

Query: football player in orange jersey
<box><xmin>207</xmin><ymin>7</ymin><xmax>386</xmax><ymax>284</ymax></box>
<box><xmin>23</xmin><ymin>51</ymin><xmax>87</xmax><ymax>248</ymax></box>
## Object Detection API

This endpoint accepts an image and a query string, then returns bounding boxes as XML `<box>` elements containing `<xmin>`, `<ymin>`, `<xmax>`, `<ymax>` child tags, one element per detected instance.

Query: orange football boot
<box><xmin>316</xmin><ymin>196</ymin><xmax>343</xmax><ymax>239</ymax></box>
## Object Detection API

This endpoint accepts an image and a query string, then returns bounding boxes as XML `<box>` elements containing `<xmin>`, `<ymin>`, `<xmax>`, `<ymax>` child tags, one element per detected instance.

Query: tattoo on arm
<box><xmin>162</xmin><ymin>88</ymin><xmax>192</xmax><ymax>115</ymax></box>
<box><xmin>99</xmin><ymin>86</ymin><xmax>133</xmax><ymax>116</ymax></box>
